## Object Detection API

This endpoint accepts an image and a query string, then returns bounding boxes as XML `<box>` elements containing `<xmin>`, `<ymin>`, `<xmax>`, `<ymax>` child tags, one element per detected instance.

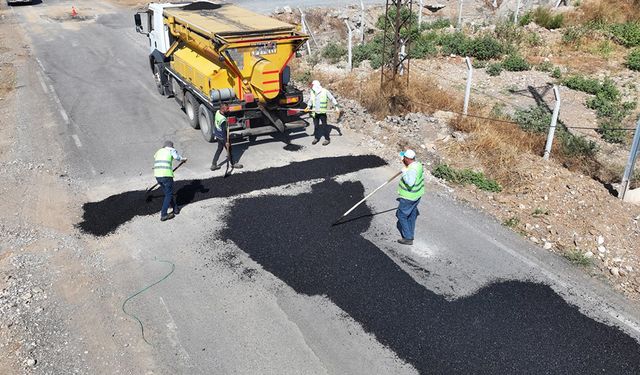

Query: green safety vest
<box><xmin>153</xmin><ymin>148</ymin><xmax>174</xmax><ymax>178</ymax></box>
<box><xmin>310</xmin><ymin>89</ymin><xmax>329</xmax><ymax>114</ymax></box>
<box><xmin>398</xmin><ymin>162</ymin><xmax>425</xmax><ymax>201</ymax></box>
<box><xmin>215</xmin><ymin>110</ymin><xmax>226</xmax><ymax>132</ymax></box>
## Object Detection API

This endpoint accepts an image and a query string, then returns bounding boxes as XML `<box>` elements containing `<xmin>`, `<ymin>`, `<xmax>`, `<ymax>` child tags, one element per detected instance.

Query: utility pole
<box><xmin>380</xmin><ymin>0</ymin><xmax>414</xmax><ymax>90</ymax></box>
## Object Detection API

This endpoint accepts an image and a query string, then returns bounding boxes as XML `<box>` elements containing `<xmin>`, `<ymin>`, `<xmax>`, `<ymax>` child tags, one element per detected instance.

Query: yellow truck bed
<box><xmin>163</xmin><ymin>3</ymin><xmax>296</xmax><ymax>39</ymax></box>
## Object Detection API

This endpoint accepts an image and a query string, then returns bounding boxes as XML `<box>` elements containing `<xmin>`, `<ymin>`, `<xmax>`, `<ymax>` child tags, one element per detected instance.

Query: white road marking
<box><xmin>71</xmin><ymin>134</ymin><xmax>82</xmax><ymax>148</ymax></box>
<box><xmin>35</xmin><ymin>57</ymin><xmax>46</xmax><ymax>72</ymax></box>
<box><xmin>36</xmin><ymin>71</ymin><xmax>49</xmax><ymax>94</ymax></box>
<box><xmin>159</xmin><ymin>297</ymin><xmax>192</xmax><ymax>364</ymax></box>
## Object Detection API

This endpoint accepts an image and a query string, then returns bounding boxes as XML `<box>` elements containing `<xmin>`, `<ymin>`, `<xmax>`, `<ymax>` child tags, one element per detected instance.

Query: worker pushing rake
<box><xmin>334</xmin><ymin>149</ymin><xmax>425</xmax><ymax>246</ymax></box>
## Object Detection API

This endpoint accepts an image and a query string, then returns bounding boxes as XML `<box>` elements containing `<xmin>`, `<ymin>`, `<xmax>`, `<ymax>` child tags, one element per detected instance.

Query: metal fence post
<box><xmin>514</xmin><ymin>0</ymin><xmax>521</xmax><ymax>24</ymax></box>
<box><xmin>299</xmin><ymin>9</ymin><xmax>312</xmax><ymax>54</ymax></box>
<box><xmin>345</xmin><ymin>20</ymin><xmax>353</xmax><ymax>70</ymax></box>
<box><xmin>543</xmin><ymin>86</ymin><xmax>561</xmax><ymax>160</ymax></box>
<box><xmin>463</xmin><ymin>57</ymin><xmax>472</xmax><ymax>115</ymax></box>
<box><xmin>457</xmin><ymin>0</ymin><xmax>464</xmax><ymax>29</ymax></box>
<box><xmin>360</xmin><ymin>0</ymin><xmax>365</xmax><ymax>44</ymax></box>
<box><xmin>620</xmin><ymin>118</ymin><xmax>640</xmax><ymax>200</ymax></box>
<box><xmin>418</xmin><ymin>0</ymin><xmax>424</xmax><ymax>27</ymax></box>
<box><xmin>298</xmin><ymin>7</ymin><xmax>318</xmax><ymax>48</ymax></box>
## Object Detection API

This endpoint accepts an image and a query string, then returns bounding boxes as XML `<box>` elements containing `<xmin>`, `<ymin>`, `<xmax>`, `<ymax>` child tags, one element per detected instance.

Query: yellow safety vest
<box><xmin>153</xmin><ymin>148</ymin><xmax>174</xmax><ymax>178</ymax></box>
<box><xmin>310</xmin><ymin>89</ymin><xmax>329</xmax><ymax>114</ymax></box>
<box><xmin>398</xmin><ymin>162</ymin><xmax>425</xmax><ymax>201</ymax></box>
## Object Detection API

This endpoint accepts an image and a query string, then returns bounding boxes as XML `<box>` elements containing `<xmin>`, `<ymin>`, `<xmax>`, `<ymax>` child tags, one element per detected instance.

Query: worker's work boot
<box><xmin>311</xmin><ymin>139</ymin><xmax>319</xmax><ymax>145</ymax></box>
<box><xmin>160</xmin><ymin>213</ymin><xmax>175</xmax><ymax>222</ymax></box>
<box><xmin>397</xmin><ymin>238</ymin><xmax>413</xmax><ymax>245</ymax></box>
<box><xmin>232</xmin><ymin>163</ymin><xmax>243</xmax><ymax>169</ymax></box>
<box><xmin>322</xmin><ymin>140</ymin><xmax>331</xmax><ymax>146</ymax></box>
<box><xmin>210</xmin><ymin>164</ymin><xmax>221</xmax><ymax>171</ymax></box>
<box><xmin>172</xmin><ymin>206</ymin><xmax>180</xmax><ymax>215</ymax></box>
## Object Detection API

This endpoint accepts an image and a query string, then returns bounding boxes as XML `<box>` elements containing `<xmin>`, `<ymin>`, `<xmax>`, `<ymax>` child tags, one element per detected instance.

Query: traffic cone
<box><xmin>71</xmin><ymin>7</ymin><xmax>78</xmax><ymax>17</ymax></box>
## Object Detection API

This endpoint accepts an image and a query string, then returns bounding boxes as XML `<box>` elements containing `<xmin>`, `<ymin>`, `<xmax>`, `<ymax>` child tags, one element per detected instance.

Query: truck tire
<box><xmin>153</xmin><ymin>65</ymin><xmax>166</xmax><ymax>96</ymax></box>
<box><xmin>198</xmin><ymin>104</ymin><xmax>215</xmax><ymax>143</ymax></box>
<box><xmin>171</xmin><ymin>77</ymin><xmax>183</xmax><ymax>106</ymax></box>
<box><xmin>184</xmin><ymin>92</ymin><xmax>199</xmax><ymax>129</ymax></box>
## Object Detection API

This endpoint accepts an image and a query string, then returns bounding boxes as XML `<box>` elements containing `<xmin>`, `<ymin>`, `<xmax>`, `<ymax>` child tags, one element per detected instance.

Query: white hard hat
<box><xmin>400</xmin><ymin>149</ymin><xmax>416</xmax><ymax>159</ymax></box>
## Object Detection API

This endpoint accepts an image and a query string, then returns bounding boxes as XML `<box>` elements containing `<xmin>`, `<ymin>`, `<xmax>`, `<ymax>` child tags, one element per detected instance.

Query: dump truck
<box><xmin>134</xmin><ymin>1</ymin><xmax>309</xmax><ymax>142</ymax></box>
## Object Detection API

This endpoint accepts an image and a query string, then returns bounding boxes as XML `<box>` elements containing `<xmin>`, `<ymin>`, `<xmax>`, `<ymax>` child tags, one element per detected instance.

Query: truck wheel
<box><xmin>153</xmin><ymin>65</ymin><xmax>166</xmax><ymax>96</ymax></box>
<box><xmin>198</xmin><ymin>104</ymin><xmax>215</xmax><ymax>143</ymax></box>
<box><xmin>198</xmin><ymin>104</ymin><xmax>215</xmax><ymax>142</ymax></box>
<box><xmin>184</xmin><ymin>92</ymin><xmax>199</xmax><ymax>129</ymax></box>
<box><xmin>171</xmin><ymin>77</ymin><xmax>182</xmax><ymax>105</ymax></box>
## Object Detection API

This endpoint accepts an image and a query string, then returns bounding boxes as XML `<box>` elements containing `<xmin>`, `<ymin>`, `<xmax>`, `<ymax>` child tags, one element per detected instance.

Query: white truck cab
<box><xmin>135</xmin><ymin>2</ymin><xmax>187</xmax><ymax>54</ymax></box>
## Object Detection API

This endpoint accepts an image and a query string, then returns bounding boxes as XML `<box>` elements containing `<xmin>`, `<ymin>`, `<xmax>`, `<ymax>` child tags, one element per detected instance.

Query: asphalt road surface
<box><xmin>6</xmin><ymin>0</ymin><xmax>640</xmax><ymax>374</ymax></box>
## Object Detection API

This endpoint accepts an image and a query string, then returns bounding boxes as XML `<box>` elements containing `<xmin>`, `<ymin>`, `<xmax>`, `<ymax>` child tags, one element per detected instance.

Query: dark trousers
<box><xmin>313</xmin><ymin>113</ymin><xmax>329</xmax><ymax>141</ymax></box>
<box><xmin>396</xmin><ymin>198</ymin><xmax>421</xmax><ymax>240</ymax></box>
<box><xmin>212</xmin><ymin>139</ymin><xmax>235</xmax><ymax>166</ymax></box>
<box><xmin>156</xmin><ymin>177</ymin><xmax>176</xmax><ymax>217</ymax></box>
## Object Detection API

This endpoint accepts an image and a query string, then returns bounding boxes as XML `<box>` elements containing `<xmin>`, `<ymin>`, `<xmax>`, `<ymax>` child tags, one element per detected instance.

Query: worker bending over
<box><xmin>153</xmin><ymin>140</ymin><xmax>187</xmax><ymax>222</ymax></box>
<box><xmin>305</xmin><ymin>80</ymin><xmax>340</xmax><ymax>146</ymax></box>
<box><xmin>396</xmin><ymin>149</ymin><xmax>424</xmax><ymax>245</ymax></box>
<box><xmin>210</xmin><ymin>104</ymin><xmax>243</xmax><ymax>171</ymax></box>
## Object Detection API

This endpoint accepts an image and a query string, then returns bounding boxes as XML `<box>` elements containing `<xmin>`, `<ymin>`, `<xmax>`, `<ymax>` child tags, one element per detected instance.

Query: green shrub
<box><xmin>609</xmin><ymin>22</ymin><xmax>640</xmax><ymax>47</ymax></box>
<box><xmin>432</xmin><ymin>164</ymin><xmax>502</xmax><ymax>192</ymax></box>
<box><xmin>597</xmin><ymin>120</ymin><xmax>627</xmax><ymax>143</ymax></box>
<box><xmin>526</xmin><ymin>32</ymin><xmax>544</xmax><ymax>47</ymax></box>
<box><xmin>562</xmin><ymin>26</ymin><xmax>587</xmax><ymax>46</ymax></box>
<box><xmin>502</xmin><ymin>53</ymin><xmax>530</xmax><ymax>71</ymax></box>
<box><xmin>534</xmin><ymin>7</ymin><xmax>564</xmax><ymax>29</ymax></box>
<box><xmin>353</xmin><ymin>36</ymin><xmax>384</xmax><ymax>68</ymax></box>
<box><xmin>468</xmin><ymin>35</ymin><xmax>504</xmax><ymax>60</ymax></box>
<box><xmin>486</xmin><ymin>63</ymin><xmax>503</xmax><ymax>76</ymax></box>
<box><xmin>495</xmin><ymin>22</ymin><xmax>524</xmax><ymax>46</ymax></box>
<box><xmin>518</xmin><ymin>11</ymin><xmax>533</xmax><ymax>26</ymax></box>
<box><xmin>557</xmin><ymin>131</ymin><xmax>598</xmax><ymax>157</ymax></box>
<box><xmin>626</xmin><ymin>48</ymin><xmax>640</xmax><ymax>71</ymax></box>
<box><xmin>514</xmin><ymin>105</ymin><xmax>598</xmax><ymax>157</ymax></box>
<box><xmin>536</xmin><ymin>61</ymin><xmax>554</xmax><ymax>72</ymax></box>
<box><xmin>322</xmin><ymin>42</ymin><xmax>347</xmax><ymax>63</ymax></box>
<box><xmin>551</xmin><ymin>67</ymin><xmax>562</xmax><ymax>79</ymax></box>
<box><xmin>563</xmin><ymin>249</ymin><xmax>592</xmax><ymax>267</ymax></box>
<box><xmin>438</xmin><ymin>32</ymin><xmax>471</xmax><ymax>56</ymax></box>
<box><xmin>422</xmin><ymin>18</ymin><xmax>451</xmax><ymax>30</ymax></box>
<box><xmin>411</xmin><ymin>32</ymin><xmax>439</xmax><ymax>59</ymax></box>
<box><xmin>562</xmin><ymin>75</ymin><xmax>619</xmax><ymax>101</ymax></box>
<box><xmin>503</xmin><ymin>216</ymin><xmax>520</xmax><ymax>228</ymax></box>
<box><xmin>514</xmin><ymin>106</ymin><xmax>551</xmax><ymax>133</ymax></box>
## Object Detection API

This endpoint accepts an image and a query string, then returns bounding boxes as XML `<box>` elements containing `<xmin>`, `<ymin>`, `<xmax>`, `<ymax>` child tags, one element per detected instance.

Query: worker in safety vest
<box><xmin>153</xmin><ymin>141</ymin><xmax>187</xmax><ymax>221</ymax></box>
<box><xmin>396</xmin><ymin>149</ymin><xmax>424</xmax><ymax>245</ymax></box>
<box><xmin>305</xmin><ymin>80</ymin><xmax>340</xmax><ymax>146</ymax></box>
<box><xmin>210</xmin><ymin>104</ymin><xmax>243</xmax><ymax>171</ymax></box>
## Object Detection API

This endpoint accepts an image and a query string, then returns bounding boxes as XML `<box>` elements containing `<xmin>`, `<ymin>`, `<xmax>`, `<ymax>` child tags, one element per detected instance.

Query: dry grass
<box><xmin>565</xmin><ymin>0</ymin><xmax>640</xmax><ymax>25</ymax></box>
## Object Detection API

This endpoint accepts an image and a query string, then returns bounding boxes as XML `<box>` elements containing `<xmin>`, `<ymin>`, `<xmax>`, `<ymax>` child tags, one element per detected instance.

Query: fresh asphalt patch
<box><xmin>221</xmin><ymin>179</ymin><xmax>640</xmax><ymax>374</ymax></box>
<box><xmin>78</xmin><ymin>155</ymin><xmax>386</xmax><ymax>236</ymax></box>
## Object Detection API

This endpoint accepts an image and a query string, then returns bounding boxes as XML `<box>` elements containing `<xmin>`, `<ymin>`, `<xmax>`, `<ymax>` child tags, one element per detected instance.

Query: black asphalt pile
<box><xmin>78</xmin><ymin>155</ymin><xmax>386</xmax><ymax>236</ymax></box>
<box><xmin>221</xmin><ymin>179</ymin><xmax>640</xmax><ymax>374</ymax></box>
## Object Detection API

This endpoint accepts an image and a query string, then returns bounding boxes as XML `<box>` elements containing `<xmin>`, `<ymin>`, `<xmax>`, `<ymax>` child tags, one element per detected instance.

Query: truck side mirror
<box><xmin>134</xmin><ymin>13</ymin><xmax>147</xmax><ymax>35</ymax></box>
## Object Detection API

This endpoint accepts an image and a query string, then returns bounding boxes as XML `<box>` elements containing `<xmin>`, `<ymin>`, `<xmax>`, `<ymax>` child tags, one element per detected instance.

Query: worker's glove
<box><xmin>182</xmin><ymin>158</ymin><xmax>188</xmax><ymax>162</ymax></box>
<box><xmin>304</xmin><ymin>107</ymin><xmax>311</xmax><ymax>112</ymax></box>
